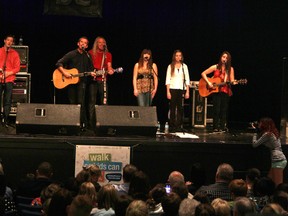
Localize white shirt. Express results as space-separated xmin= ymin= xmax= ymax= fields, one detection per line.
xmin=165 ymin=63 xmax=190 ymax=90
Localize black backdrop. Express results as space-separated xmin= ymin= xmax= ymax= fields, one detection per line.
xmin=1 ymin=0 xmax=288 ymax=127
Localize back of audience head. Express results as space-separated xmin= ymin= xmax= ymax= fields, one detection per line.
xmin=97 ymin=183 xmax=118 ymax=210
xmin=171 ymin=181 xmax=189 ymax=200
xmin=78 ymin=181 xmax=97 ymax=205
xmin=178 ymin=198 xmax=200 ymax=216
xmin=147 ymin=183 xmax=167 ymax=210
xmin=246 ymin=168 xmax=261 ymax=184
xmin=193 ymin=191 xmax=211 ymax=204
xmin=37 ymin=161 xmax=53 ymax=178
xmin=261 ymin=203 xmax=285 ymax=216
xmin=168 ymin=171 xmax=185 ymax=187
xmin=229 ymin=179 xmax=248 ymax=199
xmin=253 ymin=176 xmax=275 ymax=197
xmin=161 ymin=192 xmax=182 ymax=216
xmin=272 ymin=190 xmax=288 ymax=211
xmin=67 ymin=195 xmax=93 ymax=216
xmin=211 ymin=198 xmax=230 ymax=216
xmin=216 ymin=163 xmax=233 ymax=182
xmin=233 ymin=197 xmax=256 ymax=216
xmin=126 ymin=200 xmax=148 ymax=216
xmin=40 ymin=183 xmax=61 ymax=205
xmin=123 ymin=164 xmax=138 ymax=183
xmin=47 ymin=187 xmax=73 ymax=216
xmin=276 ymin=183 xmax=288 ymax=194
xmin=128 ymin=170 xmax=150 ymax=201
xmin=114 ymin=194 xmax=133 ymax=216
xmin=195 ymin=203 xmax=216 ymax=216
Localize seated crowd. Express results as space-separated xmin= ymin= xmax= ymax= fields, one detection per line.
xmin=1 ymin=161 xmax=288 ymax=216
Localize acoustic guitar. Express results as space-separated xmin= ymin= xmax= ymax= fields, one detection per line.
xmin=53 ymin=67 xmax=123 ymax=89
xmin=198 ymin=77 xmax=247 ymax=97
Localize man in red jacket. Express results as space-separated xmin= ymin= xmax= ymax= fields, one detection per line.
xmin=0 ymin=35 xmax=20 ymax=127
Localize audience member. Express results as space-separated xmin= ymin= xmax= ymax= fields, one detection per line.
xmin=272 ymin=190 xmax=288 ymax=211
xmin=114 ymin=164 xmax=138 ymax=196
xmin=128 ymin=170 xmax=151 ymax=201
xmin=171 ymin=181 xmax=190 ymax=200
xmin=232 ymin=197 xmax=256 ymax=216
xmin=67 ymin=195 xmax=93 ymax=216
xmin=245 ymin=168 xmax=261 ymax=197
xmin=178 ymin=198 xmax=200 ymax=216
xmin=91 ymin=183 xmax=118 ymax=216
xmin=211 ymin=198 xmax=230 ymax=216
xmin=31 ymin=182 xmax=61 ymax=206
xmin=114 ymin=194 xmax=133 ymax=216
xmin=47 ymin=187 xmax=73 ymax=216
xmin=161 ymin=192 xmax=181 ymax=216
xmin=168 ymin=171 xmax=185 ymax=186
xmin=147 ymin=183 xmax=167 ymax=215
xmin=193 ymin=191 xmax=211 ymax=204
xmin=126 ymin=200 xmax=149 ymax=216
xmin=78 ymin=181 xmax=97 ymax=207
xmin=195 ymin=203 xmax=216 ymax=216
xmin=187 ymin=163 xmax=207 ymax=195
xmin=196 ymin=163 xmax=234 ymax=202
xmin=228 ymin=179 xmax=248 ymax=209
xmin=16 ymin=161 xmax=54 ymax=198
xmin=261 ymin=203 xmax=286 ymax=216
xmin=253 ymin=177 xmax=275 ymax=211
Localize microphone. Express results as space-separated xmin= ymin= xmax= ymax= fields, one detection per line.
xmin=144 ymin=56 xmax=149 ymax=60
xmin=81 ymin=46 xmax=85 ymax=51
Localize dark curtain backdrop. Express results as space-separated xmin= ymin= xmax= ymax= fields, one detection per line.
xmin=0 ymin=0 xmax=287 ymax=126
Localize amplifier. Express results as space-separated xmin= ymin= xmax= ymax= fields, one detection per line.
xmin=10 ymin=73 xmax=31 ymax=116
xmin=12 ymin=45 xmax=29 ymax=72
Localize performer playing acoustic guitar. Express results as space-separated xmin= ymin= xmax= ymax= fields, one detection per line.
xmin=201 ymin=51 xmax=236 ymax=132
xmin=56 ymin=36 xmax=95 ymax=129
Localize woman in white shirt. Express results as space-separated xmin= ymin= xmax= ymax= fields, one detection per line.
xmin=165 ymin=50 xmax=190 ymax=132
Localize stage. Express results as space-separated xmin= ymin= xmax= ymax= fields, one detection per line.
xmin=0 ymin=123 xmax=288 ymax=190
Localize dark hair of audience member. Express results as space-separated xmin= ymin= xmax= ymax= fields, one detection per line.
xmin=123 ymin=164 xmax=138 ymax=183
xmin=171 ymin=181 xmax=189 ymax=200
xmin=253 ymin=177 xmax=275 ymax=197
xmin=146 ymin=183 xmax=167 ymax=211
xmin=67 ymin=195 xmax=93 ymax=216
xmin=193 ymin=191 xmax=211 ymax=204
xmin=128 ymin=170 xmax=151 ymax=201
xmin=47 ymin=188 xmax=73 ymax=216
xmin=272 ymin=190 xmax=288 ymax=211
xmin=114 ymin=194 xmax=133 ymax=216
xmin=161 ymin=192 xmax=181 ymax=216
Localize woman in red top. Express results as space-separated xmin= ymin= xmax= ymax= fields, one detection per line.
xmin=201 ymin=51 xmax=235 ymax=132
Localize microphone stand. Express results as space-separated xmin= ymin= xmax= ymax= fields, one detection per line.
xmin=147 ymin=62 xmax=159 ymax=106
xmin=181 ymin=63 xmax=187 ymax=134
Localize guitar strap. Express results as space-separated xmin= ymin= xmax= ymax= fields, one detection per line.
xmin=100 ymin=50 xmax=107 ymax=105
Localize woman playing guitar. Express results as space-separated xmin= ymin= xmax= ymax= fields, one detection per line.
xmin=201 ymin=51 xmax=236 ymax=132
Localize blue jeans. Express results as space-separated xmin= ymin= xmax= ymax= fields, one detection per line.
xmin=0 ymin=82 xmax=13 ymax=123
xmin=137 ymin=92 xmax=152 ymax=106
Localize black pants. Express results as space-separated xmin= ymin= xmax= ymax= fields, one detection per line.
xmin=67 ymin=80 xmax=87 ymax=127
xmin=88 ymin=80 xmax=107 ymax=129
xmin=0 ymin=82 xmax=13 ymax=124
xmin=169 ymin=89 xmax=184 ymax=129
xmin=212 ymin=92 xmax=230 ymax=130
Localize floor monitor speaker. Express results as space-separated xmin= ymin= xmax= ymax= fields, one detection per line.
xmin=16 ymin=103 xmax=81 ymax=135
xmin=95 ymin=105 xmax=157 ymax=136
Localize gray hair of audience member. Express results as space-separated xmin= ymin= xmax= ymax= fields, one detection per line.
xmin=178 ymin=198 xmax=200 ymax=216
xmin=168 ymin=171 xmax=185 ymax=186
xmin=233 ymin=197 xmax=256 ymax=216
xmin=68 ymin=195 xmax=93 ymax=216
xmin=211 ymin=198 xmax=231 ymax=216
xmin=126 ymin=200 xmax=148 ymax=216
xmin=216 ymin=163 xmax=234 ymax=182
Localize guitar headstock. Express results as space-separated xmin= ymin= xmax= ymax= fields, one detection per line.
xmin=236 ymin=79 xmax=248 ymax=85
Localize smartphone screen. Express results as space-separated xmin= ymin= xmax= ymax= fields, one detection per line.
xmin=165 ymin=183 xmax=171 ymax=194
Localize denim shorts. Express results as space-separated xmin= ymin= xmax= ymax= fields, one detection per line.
xmin=272 ymin=160 xmax=287 ymax=169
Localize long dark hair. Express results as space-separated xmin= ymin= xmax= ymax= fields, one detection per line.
xmin=138 ymin=49 xmax=153 ymax=68
xmin=217 ymin=51 xmax=232 ymax=74
xmin=170 ymin=49 xmax=183 ymax=75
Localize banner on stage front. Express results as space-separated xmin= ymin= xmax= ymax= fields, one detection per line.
xmin=75 ymin=145 xmax=130 ymax=185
